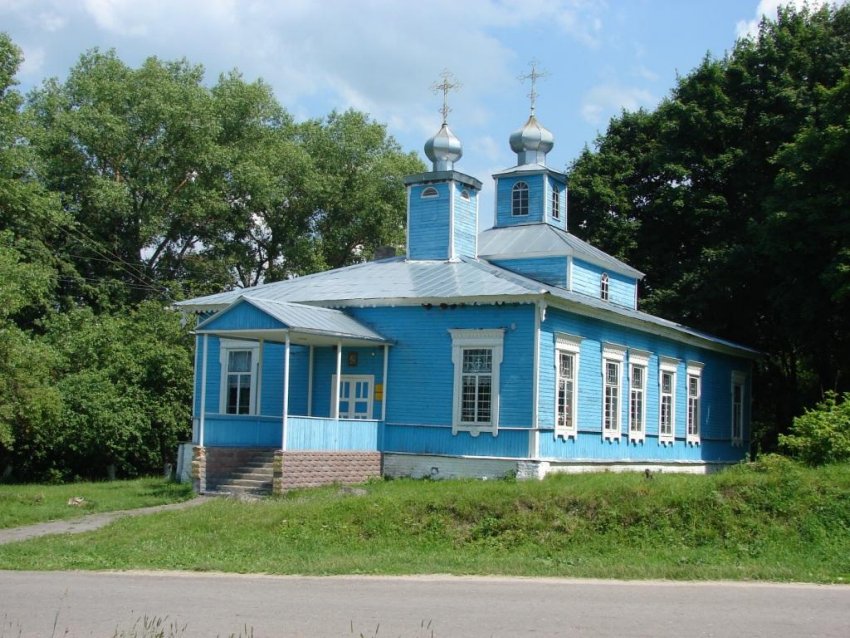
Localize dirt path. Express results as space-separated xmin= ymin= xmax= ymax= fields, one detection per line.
xmin=0 ymin=496 xmax=211 ymax=545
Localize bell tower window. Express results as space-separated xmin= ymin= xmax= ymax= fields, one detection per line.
xmin=512 ymin=182 xmax=529 ymax=216
xmin=551 ymin=187 xmax=560 ymax=220
xmin=421 ymin=187 xmax=439 ymax=198
xmin=600 ymin=273 xmax=610 ymax=301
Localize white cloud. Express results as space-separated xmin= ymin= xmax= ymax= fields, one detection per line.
xmin=18 ymin=45 xmax=46 ymax=76
xmin=735 ymin=0 xmax=846 ymax=39
xmin=580 ymin=84 xmax=654 ymax=125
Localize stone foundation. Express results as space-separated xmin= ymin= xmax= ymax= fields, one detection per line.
xmin=190 ymin=445 xmax=206 ymax=493
xmin=273 ymin=451 xmax=383 ymax=493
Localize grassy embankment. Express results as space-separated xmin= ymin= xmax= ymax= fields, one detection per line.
xmin=0 ymin=457 xmax=848 ymax=582
xmin=0 ymin=478 xmax=193 ymax=529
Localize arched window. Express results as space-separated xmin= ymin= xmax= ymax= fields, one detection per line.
xmin=600 ymin=273 xmax=610 ymax=301
xmin=460 ymin=189 xmax=471 ymax=201
xmin=512 ymin=182 xmax=529 ymax=216
xmin=421 ymin=187 xmax=439 ymax=198
xmin=551 ymin=186 xmax=560 ymax=220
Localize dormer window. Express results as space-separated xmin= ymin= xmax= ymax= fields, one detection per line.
xmin=551 ymin=187 xmax=560 ymax=220
xmin=421 ymin=187 xmax=439 ymax=198
xmin=512 ymin=182 xmax=529 ymax=216
xmin=600 ymin=273 xmax=609 ymax=301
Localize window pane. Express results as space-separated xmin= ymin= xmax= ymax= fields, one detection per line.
xmin=228 ymin=350 xmax=252 ymax=373
xmin=662 ymin=372 xmax=672 ymax=394
xmin=463 ymin=349 xmax=492 ymax=373
xmin=632 ymin=366 xmax=643 ymax=389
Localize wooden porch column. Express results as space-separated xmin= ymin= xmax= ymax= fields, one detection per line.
xmin=307 ymin=345 xmax=314 ymax=417
xmin=282 ymin=334 xmax=290 ymax=452
xmin=381 ymin=344 xmax=389 ymax=422
xmin=199 ymin=334 xmax=208 ymax=447
xmin=334 ymin=340 xmax=342 ymax=421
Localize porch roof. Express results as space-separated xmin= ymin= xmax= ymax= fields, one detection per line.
xmin=195 ymin=296 xmax=391 ymax=346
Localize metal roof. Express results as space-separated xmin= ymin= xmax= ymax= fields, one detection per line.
xmin=178 ymin=256 xmax=756 ymax=358
xmin=478 ymin=224 xmax=644 ymax=279
xmin=176 ymin=257 xmax=545 ymax=312
xmin=196 ymin=297 xmax=390 ymax=345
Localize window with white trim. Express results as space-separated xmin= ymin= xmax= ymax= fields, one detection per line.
xmin=450 ymin=329 xmax=504 ymax=436
xmin=460 ymin=189 xmax=471 ymax=201
xmin=600 ymin=273 xmax=609 ymax=301
xmin=602 ymin=344 xmax=625 ymax=440
xmin=219 ymin=339 xmax=260 ymax=415
xmin=628 ymin=350 xmax=650 ymax=442
xmin=555 ymin=333 xmax=582 ymax=439
xmin=551 ymin=186 xmax=560 ymax=220
xmin=512 ymin=182 xmax=529 ymax=216
xmin=421 ymin=186 xmax=439 ymax=198
xmin=659 ymin=357 xmax=678 ymax=444
xmin=732 ymin=371 xmax=746 ymax=445
xmin=686 ymin=362 xmax=703 ymax=444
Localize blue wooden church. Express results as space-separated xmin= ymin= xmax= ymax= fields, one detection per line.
xmin=176 ymin=102 xmax=757 ymax=495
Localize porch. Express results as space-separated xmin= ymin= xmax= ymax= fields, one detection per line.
xmin=184 ymin=296 xmax=392 ymax=495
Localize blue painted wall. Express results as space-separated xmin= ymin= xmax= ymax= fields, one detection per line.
xmin=201 ymin=301 xmax=285 ymax=331
xmin=547 ymin=176 xmax=568 ymax=231
xmin=347 ymin=303 xmax=536 ymax=459
xmin=452 ymin=182 xmax=478 ymax=259
xmin=495 ymin=174 xmax=545 ymax=226
xmin=537 ymin=306 xmax=750 ymax=463
xmin=310 ymin=345 xmax=386 ymax=419
xmin=490 ymin=257 xmax=568 ymax=287
xmin=408 ymin=182 xmax=451 ymax=260
xmin=572 ymin=258 xmax=637 ymax=309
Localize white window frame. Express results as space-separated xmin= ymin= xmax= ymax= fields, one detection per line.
xmin=218 ymin=338 xmax=260 ymax=415
xmin=600 ymin=273 xmax=610 ymax=301
xmin=421 ymin=186 xmax=439 ymax=198
xmin=628 ymin=349 xmax=650 ymax=443
xmin=450 ymin=329 xmax=504 ymax=437
xmin=658 ymin=356 xmax=679 ymax=445
xmin=331 ymin=374 xmax=374 ymax=420
xmin=602 ymin=343 xmax=626 ymax=441
xmin=731 ymin=371 xmax=746 ymax=446
xmin=554 ymin=333 xmax=582 ymax=440
xmin=686 ymin=361 xmax=704 ymax=445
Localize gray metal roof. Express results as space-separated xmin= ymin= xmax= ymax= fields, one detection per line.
xmin=176 ymin=257 xmax=546 ymax=312
xmin=478 ymin=224 xmax=644 ymax=279
xmin=178 ymin=256 xmax=756 ymax=358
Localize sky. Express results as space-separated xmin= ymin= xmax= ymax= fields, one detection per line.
xmin=0 ymin=0 xmax=841 ymax=226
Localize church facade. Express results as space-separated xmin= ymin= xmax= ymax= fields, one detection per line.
xmin=176 ymin=106 xmax=757 ymax=494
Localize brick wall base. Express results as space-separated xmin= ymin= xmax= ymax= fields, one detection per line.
xmin=273 ymin=451 xmax=383 ymax=494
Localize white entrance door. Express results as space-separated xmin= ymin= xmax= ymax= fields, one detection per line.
xmin=332 ymin=375 xmax=374 ymax=419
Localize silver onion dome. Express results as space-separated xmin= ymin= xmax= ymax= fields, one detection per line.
xmin=509 ymin=114 xmax=554 ymax=165
xmin=425 ymin=123 xmax=463 ymax=171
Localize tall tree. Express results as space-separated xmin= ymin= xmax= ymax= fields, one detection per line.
xmin=568 ymin=4 xmax=850 ymax=446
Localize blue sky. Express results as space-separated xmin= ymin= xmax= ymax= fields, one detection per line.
xmin=0 ymin=0 xmax=838 ymax=226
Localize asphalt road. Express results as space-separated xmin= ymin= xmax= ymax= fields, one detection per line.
xmin=1 ymin=570 xmax=848 ymax=637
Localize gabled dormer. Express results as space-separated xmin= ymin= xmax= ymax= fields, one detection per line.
xmin=405 ymin=120 xmax=482 ymax=261
xmin=492 ymin=114 xmax=567 ymax=231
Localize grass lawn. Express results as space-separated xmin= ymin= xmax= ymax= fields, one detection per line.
xmin=0 ymin=458 xmax=848 ymax=582
xmin=0 ymin=478 xmax=194 ymax=529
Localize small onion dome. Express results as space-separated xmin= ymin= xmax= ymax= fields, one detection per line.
xmin=509 ymin=114 xmax=554 ymax=165
xmin=425 ymin=123 xmax=463 ymax=171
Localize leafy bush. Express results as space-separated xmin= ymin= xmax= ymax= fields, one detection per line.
xmin=779 ymin=391 xmax=850 ymax=465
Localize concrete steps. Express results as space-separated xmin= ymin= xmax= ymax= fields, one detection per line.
xmin=206 ymin=450 xmax=275 ymax=497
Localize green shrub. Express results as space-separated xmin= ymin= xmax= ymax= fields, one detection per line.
xmin=779 ymin=391 xmax=850 ymax=465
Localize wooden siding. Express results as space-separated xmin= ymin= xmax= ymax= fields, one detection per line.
xmin=383 ymin=424 xmax=529 ymax=457
xmin=571 ymin=258 xmax=637 ymax=308
xmin=201 ymin=300 xmax=285 ymax=331
xmin=204 ymin=414 xmax=281 ymax=447
xmin=310 ymin=345 xmax=386 ymax=419
xmin=490 ymin=257 xmax=568 ymax=287
xmin=495 ymin=174 xmax=545 ymax=226
xmin=408 ymin=182 xmax=451 ymax=260
xmin=537 ymin=306 xmax=750 ymax=463
xmin=286 ymin=416 xmax=381 ymax=451
xmin=452 ymin=182 xmax=478 ymax=259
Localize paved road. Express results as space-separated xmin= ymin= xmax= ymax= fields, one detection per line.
xmin=1 ymin=571 xmax=848 ymax=637
xmin=0 ymin=497 xmax=211 ymax=545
